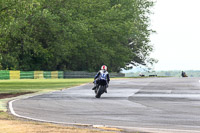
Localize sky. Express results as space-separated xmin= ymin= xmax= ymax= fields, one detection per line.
xmin=150 ymin=0 xmax=200 ymax=71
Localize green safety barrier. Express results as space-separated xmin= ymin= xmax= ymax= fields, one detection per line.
xmin=44 ymin=71 xmax=51 ymax=79
xmin=0 ymin=71 xmax=10 ymax=80
xmin=58 ymin=71 xmax=64 ymax=79
xmin=20 ymin=71 xmax=34 ymax=79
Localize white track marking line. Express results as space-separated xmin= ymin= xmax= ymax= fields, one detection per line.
xmin=133 ymin=94 xmax=200 ymax=98
xmin=10 ymin=99 xmax=200 ymax=133
xmin=8 ymin=83 xmax=93 ymax=126
xmin=8 ymin=81 xmax=200 ymax=133
xmin=9 ymin=99 xmax=92 ymax=126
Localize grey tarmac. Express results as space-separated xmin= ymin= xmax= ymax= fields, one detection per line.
xmin=10 ymin=77 xmax=200 ymax=133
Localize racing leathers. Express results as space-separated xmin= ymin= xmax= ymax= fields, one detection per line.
xmin=92 ymin=70 xmax=110 ymax=93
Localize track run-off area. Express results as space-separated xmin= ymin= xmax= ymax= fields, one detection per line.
xmin=10 ymin=77 xmax=200 ymax=133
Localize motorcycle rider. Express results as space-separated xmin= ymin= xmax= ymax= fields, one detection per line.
xmin=92 ymin=65 xmax=110 ymax=93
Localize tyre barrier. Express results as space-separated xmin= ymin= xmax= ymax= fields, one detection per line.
xmin=0 ymin=70 xmax=124 ymax=80
xmin=0 ymin=71 xmax=64 ymax=80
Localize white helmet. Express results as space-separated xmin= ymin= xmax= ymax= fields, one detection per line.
xmin=101 ymin=65 xmax=107 ymax=71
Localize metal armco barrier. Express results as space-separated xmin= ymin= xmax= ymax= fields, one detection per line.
xmin=64 ymin=71 xmax=96 ymax=78
xmin=64 ymin=71 xmax=125 ymax=78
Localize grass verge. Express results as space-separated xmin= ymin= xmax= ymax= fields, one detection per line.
xmin=0 ymin=78 xmax=93 ymax=95
xmin=0 ymin=111 xmax=119 ymax=133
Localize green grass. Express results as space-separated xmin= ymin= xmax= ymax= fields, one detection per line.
xmin=0 ymin=78 xmax=93 ymax=94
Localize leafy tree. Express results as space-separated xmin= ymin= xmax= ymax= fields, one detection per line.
xmin=0 ymin=0 xmax=156 ymax=72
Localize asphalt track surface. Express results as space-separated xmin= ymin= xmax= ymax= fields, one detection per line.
xmin=10 ymin=77 xmax=200 ymax=133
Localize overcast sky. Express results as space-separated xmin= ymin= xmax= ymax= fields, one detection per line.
xmin=150 ymin=0 xmax=200 ymax=71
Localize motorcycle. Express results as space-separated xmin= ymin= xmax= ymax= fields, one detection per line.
xmin=94 ymin=79 xmax=107 ymax=98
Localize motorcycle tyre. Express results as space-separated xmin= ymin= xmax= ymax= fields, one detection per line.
xmin=95 ymin=86 xmax=104 ymax=98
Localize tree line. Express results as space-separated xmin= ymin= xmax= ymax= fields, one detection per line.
xmin=0 ymin=0 xmax=156 ymax=72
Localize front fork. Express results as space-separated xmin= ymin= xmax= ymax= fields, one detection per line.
xmin=93 ymin=80 xmax=108 ymax=94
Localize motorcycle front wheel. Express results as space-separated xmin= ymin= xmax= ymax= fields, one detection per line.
xmin=95 ymin=86 xmax=105 ymax=98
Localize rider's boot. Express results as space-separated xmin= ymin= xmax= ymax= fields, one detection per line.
xmin=104 ymin=84 xmax=108 ymax=93
xmin=104 ymin=88 xmax=107 ymax=93
xmin=92 ymin=86 xmax=96 ymax=90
